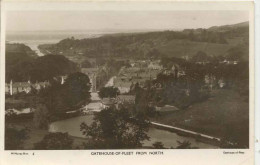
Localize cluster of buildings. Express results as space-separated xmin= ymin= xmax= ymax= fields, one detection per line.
xmin=82 ymin=94 xmax=136 ymax=114
xmin=5 ymin=76 xmax=67 ymax=96
xmin=109 ymin=60 xmax=188 ymax=94
xmin=100 ymin=95 xmax=136 ymax=109
xmin=113 ymin=62 xmax=162 ymax=94
xmin=5 ymin=80 xmax=50 ymax=96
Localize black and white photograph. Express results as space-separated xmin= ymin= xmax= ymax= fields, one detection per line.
xmin=2 ymin=1 xmax=253 ymax=152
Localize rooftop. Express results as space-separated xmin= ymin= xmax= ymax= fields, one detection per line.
xmin=101 ymin=98 xmax=117 ymax=105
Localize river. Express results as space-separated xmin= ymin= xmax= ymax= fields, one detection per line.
xmin=6 ymin=31 xmax=120 ymax=56
xmin=49 ymin=115 xmax=218 ymax=149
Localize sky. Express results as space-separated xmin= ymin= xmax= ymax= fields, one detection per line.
xmin=6 ymin=11 xmax=249 ymax=32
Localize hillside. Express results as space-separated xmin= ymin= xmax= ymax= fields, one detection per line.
xmin=208 ymin=21 xmax=249 ymax=32
xmin=6 ymin=43 xmax=79 ymax=82
xmin=6 ymin=43 xmax=37 ymax=58
xmin=38 ymin=21 xmax=249 ymax=62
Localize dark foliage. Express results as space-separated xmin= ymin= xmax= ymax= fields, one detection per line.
xmin=39 ymin=72 xmax=91 ymax=118
xmin=34 ymin=132 xmax=73 ymax=150
xmin=152 ymin=141 xmax=165 ymax=149
xmin=6 ymin=54 xmax=79 ymax=82
xmin=176 ymin=140 xmax=198 ymax=149
xmin=5 ymin=127 xmax=29 ymax=150
xmin=80 ymin=107 xmax=150 ymax=149
xmin=33 ymin=104 xmax=50 ymax=129
xmin=98 ymin=86 xmax=119 ymax=99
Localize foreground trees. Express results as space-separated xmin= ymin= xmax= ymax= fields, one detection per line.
xmin=62 ymin=72 xmax=91 ymax=108
xmin=80 ymin=107 xmax=150 ymax=149
xmin=5 ymin=127 xmax=29 ymax=150
xmin=33 ymin=104 xmax=50 ymax=129
xmin=34 ymin=132 xmax=73 ymax=150
xmin=40 ymin=72 xmax=91 ymax=113
xmin=33 ymin=72 xmax=91 ymax=126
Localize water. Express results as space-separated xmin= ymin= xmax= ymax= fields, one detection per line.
xmin=8 ymin=39 xmax=58 ymax=56
xmin=6 ymin=31 xmax=112 ymax=56
xmin=49 ymin=115 xmax=217 ymax=149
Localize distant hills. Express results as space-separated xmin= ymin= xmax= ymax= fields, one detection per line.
xmin=37 ymin=21 xmax=249 ymax=63
xmin=207 ymin=21 xmax=249 ymax=32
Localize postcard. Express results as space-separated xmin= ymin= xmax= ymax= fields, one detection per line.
xmin=0 ymin=1 xmax=256 ymax=165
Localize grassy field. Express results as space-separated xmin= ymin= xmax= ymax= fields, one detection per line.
xmin=156 ymin=39 xmax=235 ymax=58
xmin=151 ymin=89 xmax=249 ymax=146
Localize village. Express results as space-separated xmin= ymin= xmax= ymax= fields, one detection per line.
xmin=5 ymin=57 xmax=234 ymax=116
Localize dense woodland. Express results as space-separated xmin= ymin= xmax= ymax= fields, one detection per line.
xmin=6 ymin=44 xmax=79 ymax=82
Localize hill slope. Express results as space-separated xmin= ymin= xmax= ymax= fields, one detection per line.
xmin=38 ymin=21 xmax=249 ymax=61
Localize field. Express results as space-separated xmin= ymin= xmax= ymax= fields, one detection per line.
xmin=151 ymin=89 xmax=249 ymax=146
xmin=156 ymin=39 xmax=235 ymax=58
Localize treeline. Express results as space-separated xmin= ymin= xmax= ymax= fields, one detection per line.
xmin=38 ymin=22 xmax=248 ymax=59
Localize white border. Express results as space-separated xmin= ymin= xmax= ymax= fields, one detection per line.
xmin=0 ymin=1 xmax=256 ymax=165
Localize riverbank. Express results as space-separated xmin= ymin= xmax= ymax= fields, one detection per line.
xmin=150 ymin=122 xmax=220 ymax=147
xmin=150 ymin=89 xmax=249 ymax=148
xmin=49 ymin=115 xmax=218 ymax=149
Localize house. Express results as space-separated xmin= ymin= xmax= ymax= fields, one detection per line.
xmin=155 ymin=105 xmax=179 ymax=112
xmin=116 ymin=95 xmax=136 ymax=105
xmin=5 ymin=80 xmax=50 ymax=95
xmin=195 ymin=61 xmax=210 ymax=65
xmin=220 ymin=59 xmax=239 ymax=65
xmin=148 ymin=61 xmax=163 ymax=70
xmin=218 ymin=79 xmax=226 ymax=88
xmin=163 ymin=64 xmax=185 ymax=78
xmin=84 ymin=102 xmax=102 ymax=112
xmin=114 ymin=78 xmax=133 ymax=94
xmin=5 ymin=80 xmax=32 ymax=95
xmin=32 ymin=81 xmax=50 ymax=91
xmin=101 ymin=98 xmax=117 ymax=109
xmin=5 ymin=108 xmax=35 ymax=115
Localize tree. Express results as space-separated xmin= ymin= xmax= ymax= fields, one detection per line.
xmin=5 ymin=127 xmax=29 ymax=150
xmin=33 ymin=104 xmax=49 ymax=129
xmin=176 ymin=140 xmax=198 ymax=149
xmin=34 ymin=132 xmax=73 ymax=150
xmin=80 ymin=107 xmax=150 ymax=149
xmin=62 ymin=72 xmax=91 ymax=108
xmin=152 ymin=141 xmax=165 ymax=149
xmin=6 ymin=54 xmax=79 ymax=83
xmin=98 ymin=86 xmax=119 ymax=99
xmin=39 ymin=72 xmax=91 ymax=115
